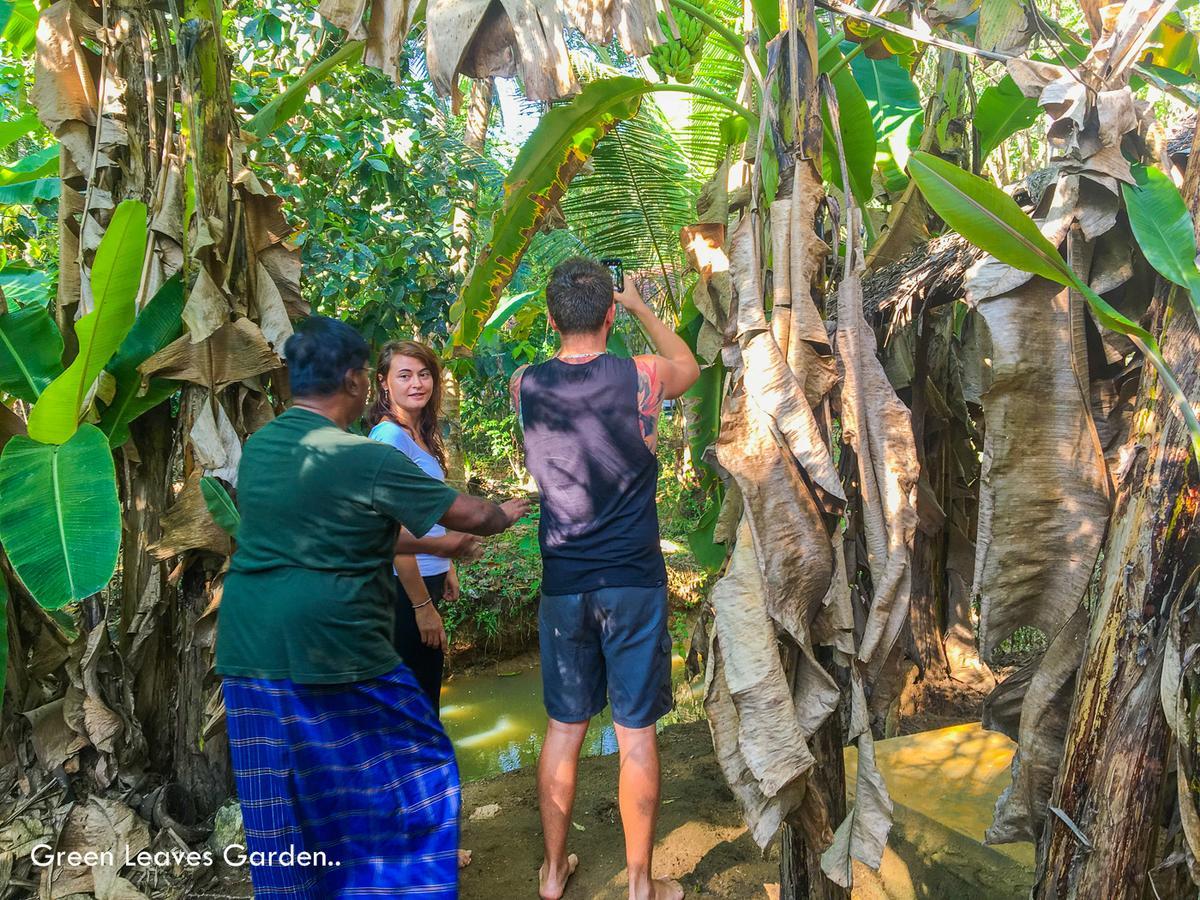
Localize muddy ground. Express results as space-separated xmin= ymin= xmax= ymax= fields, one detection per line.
xmin=459 ymin=719 xmax=777 ymax=899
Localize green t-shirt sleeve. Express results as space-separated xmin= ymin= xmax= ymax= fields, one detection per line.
xmin=371 ymin=449 xmax=458 ymax=537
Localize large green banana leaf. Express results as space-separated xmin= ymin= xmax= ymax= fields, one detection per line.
xmin=0 ymin=264 xmax=49 ymax=307
xmin=0 ymin=424 xmax=121 ymax=609
xmin=975 ymin=75 xmax=1040 ymax=160
xmin=0 ymin=306 xmax=64 ymax=401
xmin=451 ymin=77 xmax=651 ymax=348
xmin=201 ymin=476 xmax=240 ymax=538
xmin=99 ymin=275 xmax=186 ymax=447
xmin=0 ymin=145 xmax=58 ymax=186
xmin=0 ymin=177 xmax=60 ymax=205
xmin=908 ymin=150 xmax=1200 ymax=464
xmin=817 ymin=26 xmax=876 ymax=205
xmin=1123 ymin=165 xmax=1200 ymax=326
xmin=0 ymin=0 xmax=37 ymax=56
xmin=0 ymin=575 xmax=8 ymax=700
xmin=0 ymin=112 xmax=40 ymax=155
xmin=849 ymin=51 xmax=921 ymax=177
xmin=27 ymin=200 xmax=147 ymax=444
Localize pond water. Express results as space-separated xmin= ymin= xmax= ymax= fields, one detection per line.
xmin=440 ymin=649 xmax=705 ymax=782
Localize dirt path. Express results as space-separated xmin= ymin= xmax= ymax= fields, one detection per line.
xmin=459 ymin=720 xmax=778 ymax=899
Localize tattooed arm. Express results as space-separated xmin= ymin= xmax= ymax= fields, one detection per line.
xmin=509 ymin=364 xmax=529 ymax=430
xmin=615 ymin=281 xmax=700 ymax=400
xmin=634 ymin=357 xmax=666 ymax=453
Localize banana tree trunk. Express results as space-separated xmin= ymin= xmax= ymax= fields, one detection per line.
xmin=781 ymin=695 xmax=849 ymax=900
xmin=1033 ymin=127 xmax=1200 ymax=898
xmin=171 ymin=0 xmax=240 ymax=813
xmin=777 ymin=2 xmax=849 ymax=896
xmin=443 ymin=76 xmax=494 ymax=490
xmin=119 ymin=405 xmax=177 ymax=772
xmin=905 ymin=300 xmax=952 ymax=686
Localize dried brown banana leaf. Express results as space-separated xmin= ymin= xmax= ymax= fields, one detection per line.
xmin=835 ymin=245 xmax=919 ymax=676
xmin=970 ymin=275 xmax=1110 ymax=661
xmin=709 ymin=518 xmax=815 ymax=799
xmin=425 ymin=0 xmax=578 ymax=102
xmin=140 ymin=317 xmax=281 ymax=391
xmin=983 ymin=606 xmax=1089 ymax=843
xmin=728 ymin=214 xmax=843 ymax=504
xmin=561 ymin=0 xmax=666 ymax=57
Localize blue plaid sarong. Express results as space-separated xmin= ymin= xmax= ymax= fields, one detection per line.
xmin=222 ymin=661 xmax=460 ymax=897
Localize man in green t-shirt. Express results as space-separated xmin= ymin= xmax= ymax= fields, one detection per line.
xmin=215 ymin=316 xmax=526 ymax=898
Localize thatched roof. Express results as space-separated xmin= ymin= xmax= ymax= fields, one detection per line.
xmin=862 ymin=234 xmax=981 ymax=317
xmin=1167 ymin=114 xmax=1197 ymax=161
xmin=863 ymin=116 xmax=1196 ymax=318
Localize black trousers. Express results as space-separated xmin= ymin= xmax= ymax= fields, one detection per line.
xmin=394 ymin=571 xmax=447 ymax=715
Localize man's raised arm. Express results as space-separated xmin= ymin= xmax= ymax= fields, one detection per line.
xmin=615 ymin=281 xmax=700 ymax=399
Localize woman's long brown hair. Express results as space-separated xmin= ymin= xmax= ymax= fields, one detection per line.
xmin=367 ymin=340 xmax=447 ymax=472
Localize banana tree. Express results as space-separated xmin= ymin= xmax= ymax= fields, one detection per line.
xmin=906 ymin=3 xmax=1200 ymax=890
xmin=0 ymin=0 xmax=363 ymax=841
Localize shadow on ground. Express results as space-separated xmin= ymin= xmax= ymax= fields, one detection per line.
xmin=459 ymin=720 xmax=1034 ymax=899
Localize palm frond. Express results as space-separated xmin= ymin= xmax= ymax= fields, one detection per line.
xmin=561 ymin=95 xmax=700 ymax=288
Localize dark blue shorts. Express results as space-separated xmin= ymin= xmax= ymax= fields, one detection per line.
xmin=538 ymin=584 xmax=673 ymax=729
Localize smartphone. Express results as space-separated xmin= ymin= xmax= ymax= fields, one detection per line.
xmin=600 ymin=257 xmax=624 ymax=293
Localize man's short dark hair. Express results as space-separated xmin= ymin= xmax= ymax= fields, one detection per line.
xmin=283 ymin=315 xmax=369 ymax=397
xmin=546 ymin=257 xmax=614 ymax=335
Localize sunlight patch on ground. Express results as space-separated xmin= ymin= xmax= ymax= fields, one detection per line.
xmin=848 ymin=722 xmax=1034 ymax=866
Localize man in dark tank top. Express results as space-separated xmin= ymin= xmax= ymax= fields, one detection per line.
xmin=510 ymin=258 xmax=700 ymax=900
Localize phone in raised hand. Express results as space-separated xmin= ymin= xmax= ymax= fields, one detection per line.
xmin=600 ymin=257 xmax=624 ymax=293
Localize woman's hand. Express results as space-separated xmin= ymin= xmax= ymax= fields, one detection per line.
xmin=441 ymin=531 xmax=484 ymax=562
xmin=414 ymin=603 xmax=447 ymax=652
xmin=444 ymin=566 xmax=460 ymax=602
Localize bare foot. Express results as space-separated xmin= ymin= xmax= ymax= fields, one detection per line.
xmin=458 ymin=848 xmax=472 ymax=869
xmin=539 ymin=852 xmax=579 ymax=899
xmin=631 ymin=877 xmax=684 ymax=900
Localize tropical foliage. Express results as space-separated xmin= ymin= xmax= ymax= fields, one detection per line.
xmin=1 ymin=0 xmax=1199 ymax=897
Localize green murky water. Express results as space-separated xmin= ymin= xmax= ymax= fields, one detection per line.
xmin=440 ymin=650 xmax=705 ymax=782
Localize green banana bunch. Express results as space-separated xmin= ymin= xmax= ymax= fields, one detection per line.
xmin=647 ymin=9 xmax=708 ymax=84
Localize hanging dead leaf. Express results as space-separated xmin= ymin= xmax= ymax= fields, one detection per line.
xmin=561 ymin=0 xmax=665 ymax=57
xmin=182 ymin=268 xmax=229 ymax=344
xmin=983 ymin=607 xmax=1089 ymax=843
xmin=140 ymin=317 xmax=281 ymax=391
xmin=728 ymin=214 xmax=843 ymax=503
xmin=151 ymin=471 xmax=233 ymax=559
xmin=820 ymin=667 xmax=893 ymax=886
xmin=22 ymin=699 xmax=89 ymax=770
xmin=835 ymin=252 xmax=919 ymax=676
xmin=318 ymin=0 xmax=371 ymax=38
xmin=259 ymin=244 xmax=306 ymax=319
xmin=970 ymin=275 xmax=1110 ymax=661
xmin=253 ymin=260 xmax=294 ymax=350
xmin=240 ymin=183 xmax=293 ymax=253
xmin=425 ymin=0 xmax=578 ymax=103
xmin=705 ymin=631 xmax=810 ymax=847
xmin=31 ymin=0 xmax=99 ymax=172
xmin=190 ymin=395 xmax=243 ymax=485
